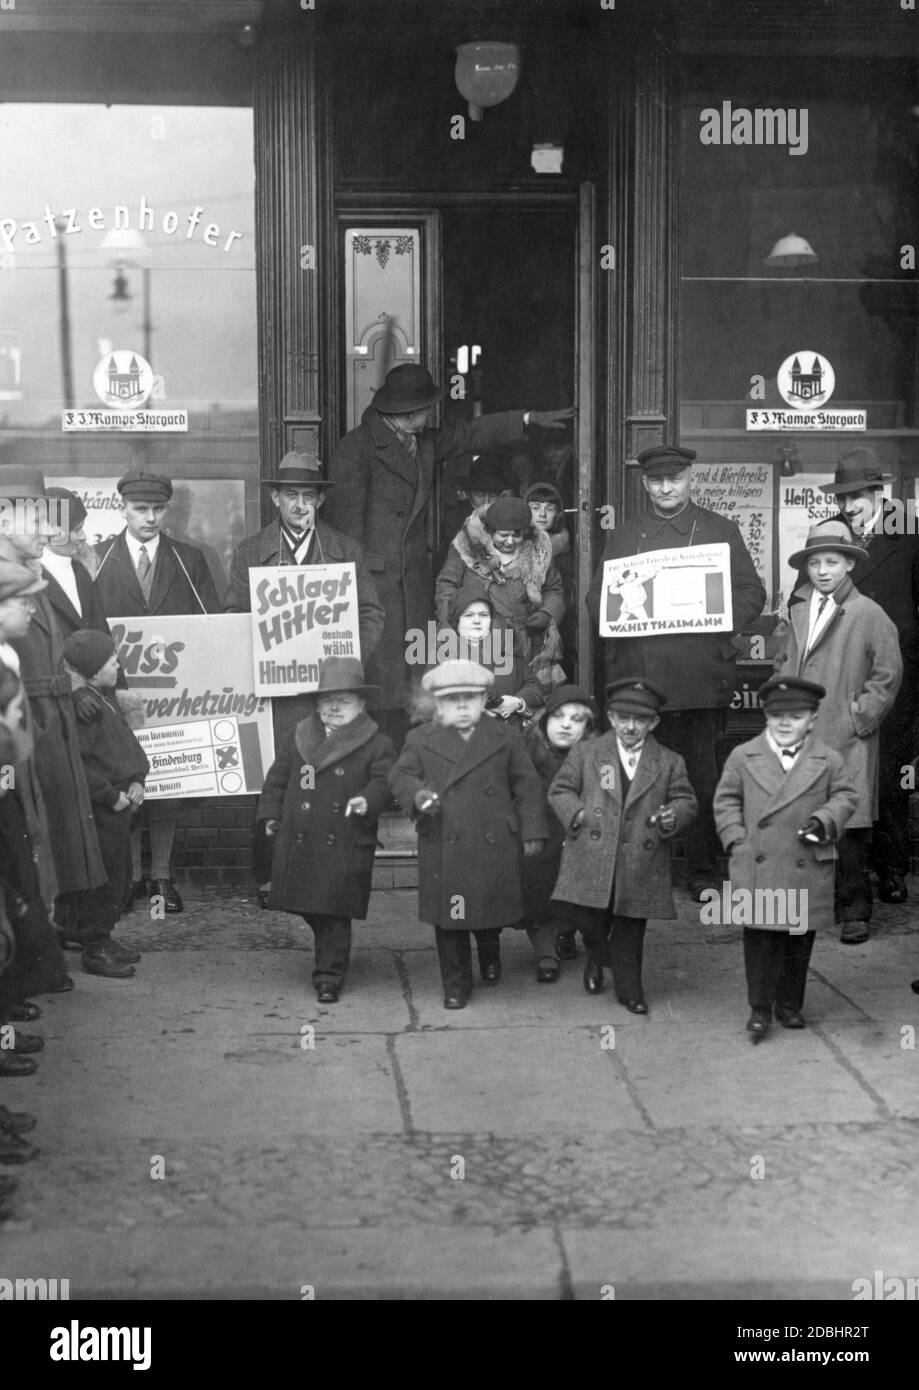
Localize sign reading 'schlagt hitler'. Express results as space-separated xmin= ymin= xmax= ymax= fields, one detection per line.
xmin=248 ymin=564 xmax=360 ymax=696
xmin=110 ymin=614 xmax=274 ymax=798
xmin=598 ymin=544 xmax=733 ymax=637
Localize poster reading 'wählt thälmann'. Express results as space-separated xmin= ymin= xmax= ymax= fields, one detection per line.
xmin=598 ymin=543 xmax=733 ymax=638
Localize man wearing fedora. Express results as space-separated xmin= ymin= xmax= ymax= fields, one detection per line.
xmin=323 ymin=361 xmax=573 ymax=742
xmin=94 ymin=470 xmax=223 ymax=915
xmin=586 ymin=445 xmax=766 ymax=901
xmin=777 ymin=516 xmax=902 ymax=942
xmin=818 ymin=447 xmax=919 ymax=906
xmin=0 ymin=466 xmax=106 ymax=922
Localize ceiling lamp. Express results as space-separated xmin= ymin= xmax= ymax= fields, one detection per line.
xmin=764 ymin=234 xmax=818 ymax=269
xmin=455 ymin=42 xmax=520 ymax=122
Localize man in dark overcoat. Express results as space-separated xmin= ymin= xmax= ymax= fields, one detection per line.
xmin=93 ymin=470 xmax=223 ymax=914
xmin=585 ymin=445 xmax=766 ymax=900
xmin=0 ymin=468 xmax=106 ymax=915
xmin=322 ymin=362 xmax=572 ymax=742
xmin=819 ymin=447 xmax=919 ymax=905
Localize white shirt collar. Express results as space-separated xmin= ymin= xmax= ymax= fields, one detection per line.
xmin=124 ymin=530 xmax=161 ymax=564
xmin=765 ymin=728 xmax=804 ymax=768
xmin=617 ymin=737 xmax=644 ymax=775
xmin=41 ymin=550 xmax=82 ymax=615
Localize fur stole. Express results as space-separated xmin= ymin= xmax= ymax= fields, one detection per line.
xmin=293 ymin=710 xmax=381 ymax=773
xmin=450 ymin=511 xmax=553 ymax=607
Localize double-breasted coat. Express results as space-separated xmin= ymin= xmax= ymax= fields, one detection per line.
xmin=323 ymin=404 xmax=528 ymax=707
xmin=549 ymin=731 xmax=698 ymax=917
xmin=257 ymin=710 xmax=395 ymax=920
xmin=94 ymin=530 xmax=223 ymax=618
xmin=389 ymin=718 xmax=549 ymax=930
xmin=774 ymin=576 xmax=902 ymax=827
xmin=713 ymin=732 xmax=859 ymax=933
xmin=585 ymin=502 xmax=766 ymax=709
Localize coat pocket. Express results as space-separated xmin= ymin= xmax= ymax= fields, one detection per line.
xmin=367 ymin=553 xmax=386 ymax=573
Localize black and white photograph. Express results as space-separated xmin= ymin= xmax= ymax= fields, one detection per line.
xmin=0 ymin=0 xmax=917 ymax=1341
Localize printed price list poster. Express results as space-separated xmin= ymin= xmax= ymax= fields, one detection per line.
xmin=691 ymin=463 xmax=774 ymax=598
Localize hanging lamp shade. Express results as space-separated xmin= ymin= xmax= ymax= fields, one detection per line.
xmin=455 ymin=42 xmax=520 ymax=122
xmin=764 ymin=234 xmax=818 ymax=268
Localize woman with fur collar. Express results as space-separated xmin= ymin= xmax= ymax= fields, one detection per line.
xmin=434 ymin=497 xmax=566 ymax=688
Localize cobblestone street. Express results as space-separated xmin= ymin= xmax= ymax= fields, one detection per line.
xmin=3 ymin=886 xmax=918 ymax=1299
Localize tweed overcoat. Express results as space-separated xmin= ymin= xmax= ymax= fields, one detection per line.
xmin=713 ymin=732 xmax=858 ymax=932
xmin=257 ymin=711 xmax=395 ymax=919
xmin=585 ymin=502 xmax=766 ymax=710
xmin=549 ymin=731 xmax=697 ymax=916
xmin=323 ymin=404 xmax=527 ymax=707
xmin=774 ymin=576 xmax=902 ymax=827
xmin=94 ymin=530 xmax=223 ymax=617
xmin=389 ymin=717 xmax=548 ymax=930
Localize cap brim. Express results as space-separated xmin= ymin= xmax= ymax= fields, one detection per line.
xmin=788 ymin=542 xmax=866 ymax=566
xmin=313 ymin=684 xmax=379 ymax=698
xmin=819 ymin=477 xmax=890 ymax=496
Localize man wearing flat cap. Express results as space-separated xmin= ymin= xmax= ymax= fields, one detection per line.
xmin=93 ymin=470 xmax=223 ymax=915
xmin=817 ymin=447 xmax=919 ymax=905
xmin=586 ymin=445 xmax=766 ymax=901
xmin=323 ymin=361 xmax=574 ymax=740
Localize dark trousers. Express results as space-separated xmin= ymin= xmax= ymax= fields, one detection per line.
xmin=835 ymin=828 xmax=873 ymax=922
xmin=656 ymin=707 xmax=725 ymax=881
xmin=303 ymin=913 xmax=352 ymax=987
xmin=433 ymin=926 xmax=502 ymax=997
xmin=525 ymin=920 xmax=560 ymax=961
xmin=576 ymin=906 xmax=648 ymax=1002
xmin=872 ymin=689 xmax=919 ymax=877
xmin=252 ymin=814 xmax=274 ymax=885
xmin=743 ymin=927 xmax=816 ymax=1012
xmin=66 ymin=803 xmax=132 ymax=945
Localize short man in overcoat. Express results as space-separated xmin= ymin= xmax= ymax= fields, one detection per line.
xmin=585 ymin=444 xmax=766 ymax=900
xmin=549 ymin=679 xmax=698 ymax=1011
xmin=94 ymin=470 xmax=223 ymax=913
xmin=819 ymin=447 xmax=919 ymax=904
xmin=323 ymin=362 xmax=573 ymax=738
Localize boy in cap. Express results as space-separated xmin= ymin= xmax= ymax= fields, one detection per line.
xmin=256 ymin=658 xmax=395 ymax=1003
xmin=549 ymin=679 xmax=697 ymax=1012
xmin=61 ymin=629 xmax=149 ymax=979
xmin=389 ymin=659 xmax=548 ymax=1009
xmin=777 ymin=517 xmax=902 ymax=943
xmin=714 ymin=677 xmax=858 ymax=1038
xmin=94 ymin=470 xmax=222 ymax=915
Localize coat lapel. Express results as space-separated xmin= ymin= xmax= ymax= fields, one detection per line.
xmin=42 ymin=566 xmax=82 ymax=630
xmin=623 ymin=736 xmax=662 ymax=809
xmin=368 ymin=411 xmax=420 ymax=490
xmin=294 ymin=711 xmax=379 ymax=773
xmin=98 ymin=532 xmax=146 ymax=610
xmin=422 ymin=719 xmax=505 ymax=788
xmin=742 ymin=733 xmax=826 ymax=814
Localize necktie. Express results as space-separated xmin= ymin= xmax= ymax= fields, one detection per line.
xmin=816 ymin=594 xmax=828 ymax=617
xmin=136 ymin=545 xmax=152 ymax=600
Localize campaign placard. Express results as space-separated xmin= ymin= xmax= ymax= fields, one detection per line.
xmin=248 ymin=563 xmax=360 ymax=696
xmin=109 ymin=613 xmax=274 ymax=799
xmin=598 ymin=543 xmax=733 ymax=637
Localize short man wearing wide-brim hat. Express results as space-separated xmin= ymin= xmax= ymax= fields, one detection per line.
xmin=256 ymin=657 xmax=395 ymax=1004
xmin=585 ymin=445 xmax=766 ymax=902
xmin=94 ymin=469 xmax=224 ymax=915
xmin=323 ymin=361 xmax=574 ymax=738
xmin=817 ymin=447 xmax=919 ymax=905
xmin=777 ymin=517 xmax=902 ymax=943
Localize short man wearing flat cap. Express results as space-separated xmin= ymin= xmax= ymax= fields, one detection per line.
xmin=816 ymin=446 xmax=919 ymax=907
xmin=323 ymin=361 xmax=574 ymax=742
xmin=586 ymin=445 xmax=766 ymax=901
xmin=94 ymin=470 xmax=224 ymax=914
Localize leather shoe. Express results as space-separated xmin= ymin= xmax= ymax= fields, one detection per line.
xmin=480 ymin=960 xmax=501 ymax=984
xmin=746 ymin=1007 xmax=771 ymax=1036
xmin=8 ymin=1001 xmax=40 ymax=1022
xmin=81 ymin=944 xmax=135 ymax=979
xmin=0 ymin=1105 xmax=37 ymax=1134
xmin=149 ymin=879 xmax=183 ymax=913
xmin=0 ymin=1129 xmax=39 ymax=1164
xmin=583 ymin=961 xmax=604 ymax=994
xmin=41 ymin=969 xmax=74 ymax=993
xmin=623 ymin=998 xmax=649 ymax=1015
xmin=556 ymin=931 xmax=578 ymax=961
xmin=109 ymin=939 xmax=142 ymax=964
xmin=775 ymin=1005 xmax=806 ymax=1029
xmin=8 ymin=1030 xmax=43 ymax=1054
xmin=879 ymin=873 xmax=907 ymax=905
xmin=689 ymin=877 xmax=721 ymax=903
xmin=840 ymin=920 xmax=870 ymax=944
xmin=316 ymin=983 xmax=339 ymax=1003
xmin=443 ymin=994 xmax=468 ymax=1010
xmin=537 ymin=959 xmax=560 ymax=983
xmin=0 ymin=1054 xmax=38 ymax=1076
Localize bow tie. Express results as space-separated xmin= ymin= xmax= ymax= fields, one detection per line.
xmin=780 ymin=744 xmax=801 ymax=761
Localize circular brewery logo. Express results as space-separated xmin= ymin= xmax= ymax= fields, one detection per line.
xmin=92 ymin=349 xmax=155 ymax=410
xmin=776 ymin=351 xmax=835 ymax=411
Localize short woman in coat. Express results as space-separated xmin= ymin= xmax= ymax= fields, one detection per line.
xmin=257 ymin=658 xmax=395 ymax=1000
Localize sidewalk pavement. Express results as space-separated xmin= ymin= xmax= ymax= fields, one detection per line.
xmin=2 ymin=885 xmax=918 ymax=1300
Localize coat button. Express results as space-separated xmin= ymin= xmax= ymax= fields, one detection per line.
xmin=447 ymin=833 xmax=458 ymax=844
xmin=300 ymin=801 xmax=310 ymax=811
xmin=755 ymin=853 xmax=766 ymax=862
xmin=395 ymin=509 xmax=405 ymax=517
xmin=796 ymin=859 xmax=805 ymax=868
xmin=590 ymin=830 xmax=601 ymax=839
xmin=326 ymin=834 xmax=336 ymax=846
xmin=334 ymin=767 xmax=345 ymax=777
xmin=295 ymin=833 xmax=304 ymax=844
xmin=331 ymin=802 xmax=341 ymax=813
xmin=485 ymin=833 xmax=495 ymax=844
xmin=593 ymin=808 xmax=603 ymax=816
xmin=485 ymin=786 xmax=494 ymax=796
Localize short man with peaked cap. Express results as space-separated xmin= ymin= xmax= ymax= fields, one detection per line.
xmin=816 ymin=446 xmax=919 ymax=904
xmin=586 ymin=444 xmax=766 ymax=902
xmin=323 ymin=361 xmax=574 ymax=732
xmin=93 ymin=469 xmax=223 ymax=916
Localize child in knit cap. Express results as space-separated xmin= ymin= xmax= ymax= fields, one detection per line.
xmin=62 ymin=629 xmax=149 ymax=979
